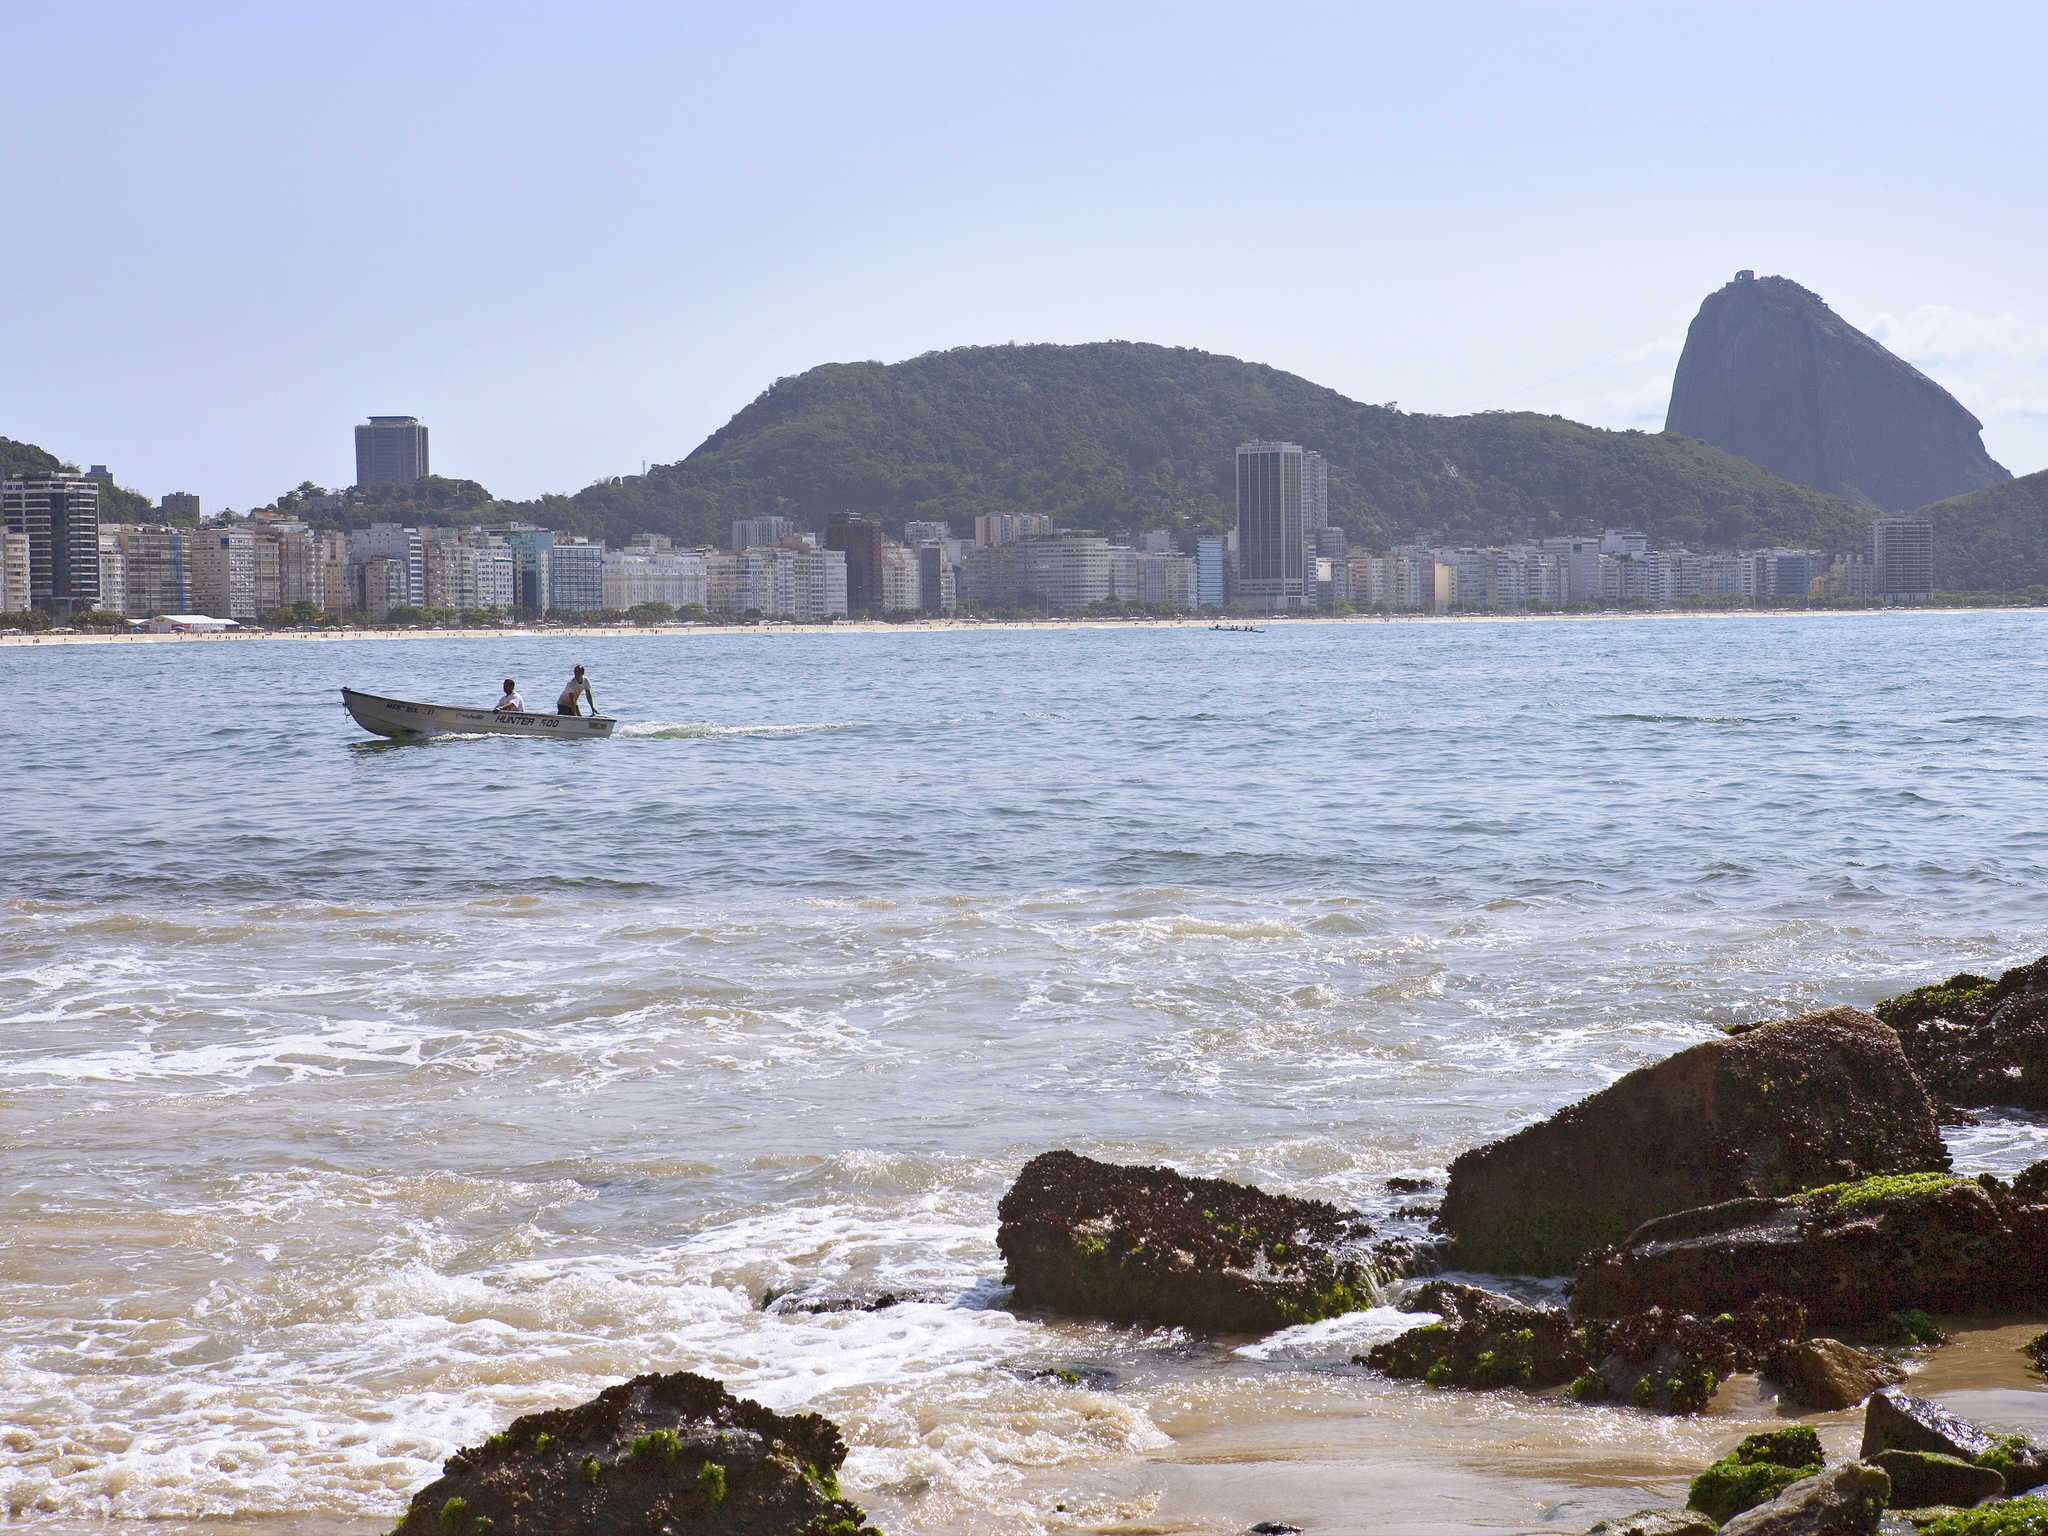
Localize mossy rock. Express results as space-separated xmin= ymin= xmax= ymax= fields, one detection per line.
xmin=1688 ymin=1426 xmax=1824 ymax=1523
xmin=1915 ymin=1495 xmax=2048 ymax=1534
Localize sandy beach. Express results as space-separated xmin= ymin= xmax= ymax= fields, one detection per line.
xmin=1 ymin=604 xmax=2026 ymax=647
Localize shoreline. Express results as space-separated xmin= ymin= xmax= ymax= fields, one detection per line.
xmin=5 ymin=602 xmax=2042 ymax=646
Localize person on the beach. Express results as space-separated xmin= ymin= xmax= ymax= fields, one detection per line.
xmin=494 ymin=679 xmax=524 ymax=713
xmin=556 ymin=664 xmax=596 ymax=716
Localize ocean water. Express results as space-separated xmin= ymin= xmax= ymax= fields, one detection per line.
xmin=5 ymin=612 xmax=2048 ymax=1534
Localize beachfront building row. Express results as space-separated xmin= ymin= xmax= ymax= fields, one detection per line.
xmin=1323 ymin=521 xmax=1936 ymax=613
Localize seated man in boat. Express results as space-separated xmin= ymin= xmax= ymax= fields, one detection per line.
xmin=494 ymin=679 xmax=524 ymax=713
xmin=556 ymin=664 xmax=597 ymax=717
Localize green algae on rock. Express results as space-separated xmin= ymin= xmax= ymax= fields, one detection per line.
xmin=389 ymin=1371 xmax=879 ymax=1536
xmin=1688 ymin=1428 xmax=1825 ymax=1523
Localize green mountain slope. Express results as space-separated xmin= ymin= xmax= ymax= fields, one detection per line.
xmin=1915 ymin=469 xmax=2048 ymax=590
xmin=0 ymin=437 xmax=156 ymax=522
xmin=543 ymin=341 xmax=1870 ymax=552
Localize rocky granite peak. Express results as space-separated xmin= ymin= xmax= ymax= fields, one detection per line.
xmin=1665 ymin=271 xmax=2010 ymax=511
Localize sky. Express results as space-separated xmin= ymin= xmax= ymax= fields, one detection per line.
xmin=3 ymin=1 xmax=2045 ymax=511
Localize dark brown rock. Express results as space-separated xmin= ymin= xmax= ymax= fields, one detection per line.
xmin=1358 ymin=1281 xmax=1587 ymax=1391
xmin=996 ymin=1149 xmax=1382 ymax=1333
xmin=1665 ymin=271 xmax=2010 ymax=511
xmin=1441 ymin=1008 xmax=1949 ymax=1275
xmin=1768 ymin=1338 xmax=1903 ymax=1411
xmin=390 ymin=1371 xmax=877 ymax=1536
xmin=1877 ymin=957 xmax=2048 ymax=1109
xmin=1574 ymin=1173 xmax=2048 ymax=1326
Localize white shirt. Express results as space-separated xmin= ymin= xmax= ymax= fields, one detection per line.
xmin=496 ymin=691 xmax=524 ymax=711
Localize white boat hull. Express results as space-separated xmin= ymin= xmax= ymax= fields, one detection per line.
xmin=341 ymin=688 xmax=617 ymax=740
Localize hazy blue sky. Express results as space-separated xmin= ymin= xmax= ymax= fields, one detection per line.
xmin=4 ymin=2 xmax=2044 ymax=510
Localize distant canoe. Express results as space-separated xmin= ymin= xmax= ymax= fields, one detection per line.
xmin=341 ymin=687 xmax=617 ymax=741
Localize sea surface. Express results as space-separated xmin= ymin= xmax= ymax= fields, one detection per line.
xmin=6 ymin=612 xmax=2048 ymax=1534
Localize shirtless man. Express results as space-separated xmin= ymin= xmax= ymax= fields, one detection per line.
xmin=556 ymin=664 xmax=596 ymax=716
xmin=494 ymin=679 xmax=524 ymax=713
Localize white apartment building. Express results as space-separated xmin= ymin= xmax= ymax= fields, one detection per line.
xmin=0 ymin=528 xmax=30 ymax=614
xmin=102 ymin=524 xmax=189 ymax=616
xmin=1021 ymin=534 xmax=1111 ymax=611
xmin=790 ymin=547 xmax=848 ymax=620
xmin=880 ymin=544 xmax=922 ymax=612
xmin=601 ymin=549 xmax=707 ymax=612
xmin=97 ymin=535 xmax=127 ymax=616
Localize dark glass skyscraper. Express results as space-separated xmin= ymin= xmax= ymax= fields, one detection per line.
xmin=826 ymin=513 xmax=883 ymax=614
xmin=354 ymin=416 xmax=430 ymax=487
xmin=1 ymin=473 xmax=101 ymax=616
xmin=1234 ymin=441 xmax=1326 ymax=609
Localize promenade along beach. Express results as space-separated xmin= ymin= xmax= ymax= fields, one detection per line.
xmin=6 ymin=609 xmax=2048 ymax=1535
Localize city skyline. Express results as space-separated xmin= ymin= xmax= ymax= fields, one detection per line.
xmin=4 ymin=4 xmax=2046 ymax=513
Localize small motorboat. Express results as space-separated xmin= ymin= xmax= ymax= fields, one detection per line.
xmin=341 ymin=687 xmax=617 ymax=741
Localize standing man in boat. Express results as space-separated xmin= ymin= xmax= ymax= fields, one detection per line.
xmin=494 ymin=679 xmax=524 ymax=713
xmin=556 ymin=664 xmax=597 ymax=717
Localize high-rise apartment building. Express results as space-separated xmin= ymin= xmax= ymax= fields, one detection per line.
xmin=793 ymin=547 xmax=848 ymax=620
xmin=349 ymin=523 xmax=425 ymax=607
xmin=97 ymin=534 xmax=127 ymax=617
xmin=601 ymin=548 xmax=707 ymax=612
xmin=1020 ymin=534 xmax=1111 ymax=611
xmin=974 ymin=512 xmax=1054 ymax=546
xmin=1234 ymin=442 xmax=1325 ymax=609
xmin=826 ymin=513 xmax=884 ymax=613
xmin=102 ymin=525 xmax=189 ymax=616
xmin=904 ymin=519 xmax=951 ymax=546
xmin=1195 ymin=536 xmax=1225 ymax=608
xmin=1 ymin=474 xmax=102 ymax=616
xmin=548 ymin=537 xmax=606 ymax=614
xmin=187 ymin=527 xmax=257 ymax=620
xmin=160 ymin=491 xmax=201 ymax=522
xmin=1869 ymin=518 xmax=1934 ymax=602
xmin=354 ymin=416 xmax=430 ymax=487
xmin=484 ymin=525 xmax=554 ymax=613
xmin=731 ymin=515 xmax=796 ymax=550
xmin=0 ymin=529 xmax=30 ymax=614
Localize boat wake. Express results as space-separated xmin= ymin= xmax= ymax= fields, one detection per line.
xmin=620 ymin=720 xmax=868 ymax=741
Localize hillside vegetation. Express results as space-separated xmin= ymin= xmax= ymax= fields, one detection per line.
xmin=537 ymin=342 xmax=1871 ymax=552
xmin=1915 ymin=469 xmax=2048 ymax=590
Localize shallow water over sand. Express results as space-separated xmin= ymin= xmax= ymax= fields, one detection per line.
xmin=5 ymin=613 xmax=2048 ymax=1532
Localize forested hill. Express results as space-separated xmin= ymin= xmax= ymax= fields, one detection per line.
xmin=546 ymin=341 xmax=1870 ymax=552
xmin=1914 ymin=468 xmax=2048 ymax=590
xmin=0 ymin=437 xmax=153 ymax=520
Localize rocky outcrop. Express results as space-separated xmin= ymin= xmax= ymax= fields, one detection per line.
xmin=1587 ymin=1513 xmax=1718 ymax=1536
xmin=1870 ymin=1450 xmax=2005 ymax=1510
xmin=1690 ymin=1428 xmax=1826 ymax=1523
xmin=1363 ymin=1284 xmax=1802 ymax=1415
xmin=1876 ymin=957 xmax=2048 ymax=1109
xmin=996 ymin=1149 xmax=1386 ymax=1332
xmin=1573 ymin=1171 xmax=2048 ymax=1326
xmin=1359 ymin=1281 xmax=1586 ymax=1390
xmin=1665 ymin=271 xmax=2010 ymax=511
xmin=1861 ymin=1389 xmax=2048 ymax=1494
xmin=1716 ymin=1462 xmax=1889 ymax=1536
xmin=1768 ymin=1337 xmax=1903 ymax=1411
xmin=390 ymin=1371 xmax=877 ymax=1536
xmin=1440 ymin=1008 xmax=1948 ymax=1275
